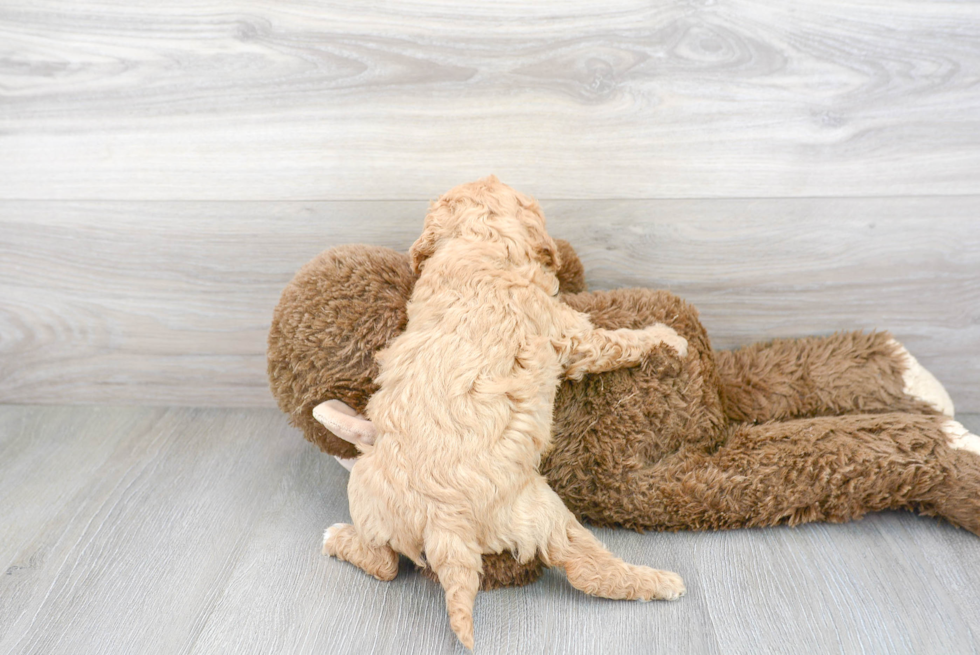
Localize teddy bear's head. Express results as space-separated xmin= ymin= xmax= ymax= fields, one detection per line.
xmin=267 ymin=240 xmax=587 ymax=457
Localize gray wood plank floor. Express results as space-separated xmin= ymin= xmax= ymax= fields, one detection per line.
xmin=2 ymin=405 xmax=978 ymax=655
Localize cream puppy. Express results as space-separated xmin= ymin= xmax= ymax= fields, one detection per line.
xmin=323 ymin=177 xmax=688 ymax=649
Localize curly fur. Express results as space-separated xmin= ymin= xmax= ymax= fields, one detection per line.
xmin=268 ymin=183 xmax=980 ymax=594
xmin=320 ymin=177 xmax=686 ymax=648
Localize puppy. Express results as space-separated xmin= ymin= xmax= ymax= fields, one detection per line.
xmin=323 ymin=176 xmax=688 ymax=648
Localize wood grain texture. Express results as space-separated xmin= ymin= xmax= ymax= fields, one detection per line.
xmin=1 ymin=197 xmax=978 ymax=410
xmin=0 ymin=407 xmax=303 ymax=655
xmin=1 ymin=0 xmax=979 ymax=200
xmin=4 ymin=3 xmax=978 ymax=650
xmin=1 ymin=406 xmax=979 ymax=654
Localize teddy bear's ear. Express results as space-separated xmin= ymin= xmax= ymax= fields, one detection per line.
xmin=554 ymin=239 xmax=587 ymax=293
xmin=312 ymin=400 xmax=376 ymax=447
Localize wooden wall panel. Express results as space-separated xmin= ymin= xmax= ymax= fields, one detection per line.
xmin=1 ymin=197 xmax=977 ymax=409
xmin=1 ymin=0 xmax=979 ymax=200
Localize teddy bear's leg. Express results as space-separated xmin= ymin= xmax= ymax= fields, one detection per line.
xmin=322 ymin=523 xmax=400 ymax=581
xmin=569 ymin=413 xmax=980 ymax=537
xmin=714 ymin=331 xmax=954 ymax=423
xmin=921 ymin=420 xmax=980 ymax=534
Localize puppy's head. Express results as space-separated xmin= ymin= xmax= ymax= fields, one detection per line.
xmin=410 ymin=175 xmax=561 ymax=275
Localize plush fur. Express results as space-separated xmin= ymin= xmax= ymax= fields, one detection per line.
xmin=320 ymin=178 xmax=686 ymax=648
xmin=267 ymin=182 xmax=980 ymax=597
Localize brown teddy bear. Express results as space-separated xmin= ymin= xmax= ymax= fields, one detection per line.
xmin=268 ymin=239 xmax=980 ymax=589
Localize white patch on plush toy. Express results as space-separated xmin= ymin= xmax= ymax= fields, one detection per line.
xmin=942 ymin=420 xmax=980 ymax=456
xmin=888 ymin=339 xmax=955 ymax=417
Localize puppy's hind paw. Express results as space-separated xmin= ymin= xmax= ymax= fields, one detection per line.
xmin=635 ymin=567 xmax=686 ymax=601
xmin=322 ymin=522 xmax=349 ymax=556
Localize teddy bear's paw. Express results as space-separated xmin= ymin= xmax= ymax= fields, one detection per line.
xmin=889 ymin=339 xmax=954 ymax=417
xmin=634 ymin=567 xmax=686 ymax=602
xmin=322 ymin=522 xmax=350 ymax=556
xmin=942 ymin=420 xmax=980 ymax=457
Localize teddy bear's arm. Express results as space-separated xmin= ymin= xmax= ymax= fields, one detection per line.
xmin=714 ymin=331 xmax=954 ymax=423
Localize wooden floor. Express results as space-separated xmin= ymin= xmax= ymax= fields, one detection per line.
xmin=1 ymin=405 xmax=978 ymax=655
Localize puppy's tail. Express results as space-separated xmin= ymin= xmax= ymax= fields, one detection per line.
xmin=546 ymin=517 xmax=686 ymax=602
xmin=425 ymin=530 xmax=483 ymax=650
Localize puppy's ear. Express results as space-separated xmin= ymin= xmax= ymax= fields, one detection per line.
xmin=535 ymin=234 xmax=562 ymax=272
xmin=410 ymin=201 xmax=450 ymax=274
xmin=409 ymin=225 xmax=438 ymax=275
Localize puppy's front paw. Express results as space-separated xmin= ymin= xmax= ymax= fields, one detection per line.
xmin=663 ymin=333 xmax=688 ymax=359
xmin=644 ymin=324 xmax=688 ymax=358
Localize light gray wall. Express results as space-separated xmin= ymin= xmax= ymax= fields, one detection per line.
xmin=1 ymin=1 xmax=978 ymax=409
